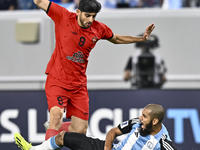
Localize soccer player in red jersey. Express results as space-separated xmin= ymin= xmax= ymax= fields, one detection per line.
xmin=33 ymin=0 xmax=155 ymax=140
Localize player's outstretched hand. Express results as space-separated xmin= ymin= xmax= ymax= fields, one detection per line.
xmin=143 ymin=23 xmax=155 ymax=41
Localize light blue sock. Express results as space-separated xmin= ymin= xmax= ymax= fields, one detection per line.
xmin=50 ymin=136 xmax=61 ymax=150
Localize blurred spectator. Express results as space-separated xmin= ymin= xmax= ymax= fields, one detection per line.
xmin=55 ymin=0 xmax=79 ymax=11
xmin=196 ymin=0 xmax=200 ymax=6
xmin=18 ymin=0 xmax=38 ymax=10
xmin=73 ymin=0 xmax=80 ymax=9
xmin=161 ymin=0 xmax=200 ymax=9
xmin=0 ymin=0 xmax=17 ymax=10
xmin=116 ymin=0 xmax=141 ymax=8
xmin=162 ymin=0 xmax=179 ymax=9
xmin=51 ymin=0 xmax=73 ymax=3
xmin=124 ymin=34 xmax=167 ymax=89
xmin=61 ymin=0 xmax=72 ymax=2
xmin=116 ymin=0 xmax=199 ymax=8
xmin=116 ymin=0 xmax=164 ymax=8
xmin=183 ymin=0 xmax=200 ymax=7
xmin=51 ymin=0 xmax=61 ymax=2
xmin=140 ymin=0 xmax=164 ymax=7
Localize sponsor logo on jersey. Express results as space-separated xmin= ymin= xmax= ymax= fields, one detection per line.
xmin=131 ymin=118 xmax=140 ymax=124
xmin=92 ymin=37 xmax=98 ymax=43
xmin=120 ymin=121 xmax=128 ymax=129
xmin=70 ymin=31 xmax=78 ymax=35
xmin=134 ymin=131 xmax=139 ymax=138
xmin=66 ymin=51 xmax=85 ymax=63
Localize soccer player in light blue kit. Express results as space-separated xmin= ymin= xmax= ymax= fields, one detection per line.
xmin=14 ymin=104 xmax=177 ymax=150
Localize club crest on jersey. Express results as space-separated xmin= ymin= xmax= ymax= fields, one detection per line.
xmin=92 ymin=37 xmax=98 ymax=43
xmin=66 ymin=51 xmax=85 ymax=63
xmin=146 ymin=141 xmax=154 ymax=149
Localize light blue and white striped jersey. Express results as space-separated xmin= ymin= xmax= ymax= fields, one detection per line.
xmin=112 ymin=123 xmax=171 ymax=150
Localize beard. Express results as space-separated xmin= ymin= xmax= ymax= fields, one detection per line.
xmin=79 ymin=14 xmax=91 ymax=29
xmin=139 ymin=120 xmax=153 ymax=136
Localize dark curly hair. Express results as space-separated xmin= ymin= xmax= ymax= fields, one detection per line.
xmin=78 ymin=0 xmax=101 ymax=13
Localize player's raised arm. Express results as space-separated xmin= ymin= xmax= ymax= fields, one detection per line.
xmin=108 ymin=23 xmax=155 ymax=44
xmin=104 ymin=127 xmax=122 ymax=150
xmin=33 ymin=0 xmax=50 ymax=12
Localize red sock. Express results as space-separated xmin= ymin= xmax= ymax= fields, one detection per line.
xmin=58 ymin=122 xmax=71 ymax=132
xmin=45 ymin=129 xmax=59 ymax=140
xmin=45 ymin=122 xmax=71 ymax=140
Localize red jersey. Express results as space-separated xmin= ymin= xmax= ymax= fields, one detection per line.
xmin=45 ymin=2 xmax=113 ymax=87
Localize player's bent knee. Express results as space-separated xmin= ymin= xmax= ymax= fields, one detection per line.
xmin=55 ymin=131 xmax=66 ymax=147
xmin=79 ymin=123 xmax=88 ymax=133
xmin=49 ymin=107 xmax=64 ymax=127
xmin=77 ymin=125 xmax=87 ymax=134
xmin=82 ymin=125 xmax=88 ymax=134
xmin=69 ymin=123 xmax=88 ymax=134
xmin=50 ymin=107 xmax=64 ymax=116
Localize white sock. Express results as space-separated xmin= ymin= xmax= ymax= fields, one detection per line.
xmin=30 ymin=138 xmax=54 ymax=150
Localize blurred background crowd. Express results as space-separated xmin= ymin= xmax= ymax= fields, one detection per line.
xmin=0 ymin=0 xmax=200 ymax=11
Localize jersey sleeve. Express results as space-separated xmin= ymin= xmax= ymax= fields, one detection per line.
xmin=117 ymin=118 xmax=140 ymax=134
xmin=98 ymin=22 xmax=113 ymax=40
xmin=47 ymin=2 xmax=70 ymax=23
xmin=159 ymin=134 xmax=177 ymax=150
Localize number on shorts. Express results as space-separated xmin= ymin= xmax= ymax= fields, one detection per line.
xmin=57 ymin=96 xmax=63 ymax=105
